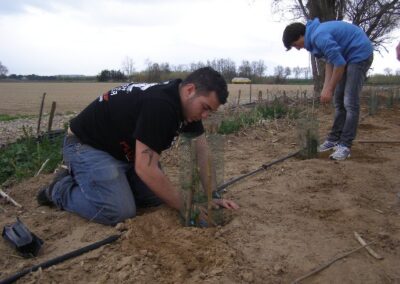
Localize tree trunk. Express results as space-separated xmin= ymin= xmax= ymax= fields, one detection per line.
xmin=310 ymin=55 xmax=325 ymax=97
xmin=305 ymin=0 xmax=336 ymax=97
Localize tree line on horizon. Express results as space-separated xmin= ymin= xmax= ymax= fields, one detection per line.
xmin=112 ymin=58 xmax=312 ymax=84
xmin=0 ymin=59 xmax=399 ymax=85
xmin=0 ymin=58 xmax=313 ymax=83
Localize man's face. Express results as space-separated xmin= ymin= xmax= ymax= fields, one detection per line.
xmin=292 ymin=36 xmax=305 ymax=50
xmin=182 ymin=86 xmax=220 ymax=123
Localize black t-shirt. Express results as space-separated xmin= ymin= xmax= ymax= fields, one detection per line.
xmin=70 ymin=79 xmax=204 ymax=162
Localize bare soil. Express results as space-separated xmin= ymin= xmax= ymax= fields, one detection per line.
xmin=0 ymin=82 xmax=313 ymax=115
xmin=1 ymin=103 xmax=400 ymax=283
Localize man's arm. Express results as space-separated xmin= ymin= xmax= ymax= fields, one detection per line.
xmin=194 ymin=134 xmax=239 ymax=209
xmin=321 ymin=62 xmax=345 ymax=103
xmin=135 ymin=139 xmax=182 ymax=210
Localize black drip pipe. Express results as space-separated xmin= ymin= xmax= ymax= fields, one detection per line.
xmin=0 ymin=234 xmax=120 ymax=284
xmin=217 ymin=150 xmax=300 ymax=194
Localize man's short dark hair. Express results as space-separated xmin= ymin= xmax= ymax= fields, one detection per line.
xmin=282 ymin=22 xmax=306 ymax=50
xmin=182 ymin=67 xmax=229 ymax=104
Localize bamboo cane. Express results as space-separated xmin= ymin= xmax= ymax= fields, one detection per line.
xmin=207 ymin=155 xmax=213 ymax=227
xmin=353 ymin=232 xmax=383 ymax=260
xmin=0 ymin=188 xmax=22 ymax=208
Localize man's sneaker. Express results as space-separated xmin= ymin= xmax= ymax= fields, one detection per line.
xmin=37 ymin=165 xmax=69 ymax=206
xmin=37 ymin=186 xmax=54 ymax=206
xmin=318 ymin=140 xmax=339 ymax=152
xmin=329 ymin=144 xmax=351 ymax=160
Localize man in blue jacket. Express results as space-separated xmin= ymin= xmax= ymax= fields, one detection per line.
xmin=283 ymin=18 xmax=373 ymax=160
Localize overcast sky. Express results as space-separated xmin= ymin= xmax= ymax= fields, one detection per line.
xmin=0 ymin=0 xmax=399 ymax=76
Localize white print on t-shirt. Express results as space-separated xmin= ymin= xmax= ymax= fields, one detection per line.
xmin=98 ymin=81 xmax=170 ymax=102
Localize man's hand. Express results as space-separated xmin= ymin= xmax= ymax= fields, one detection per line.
xmin=320 ymin=87 xmax=333 ymax=104
xmin=193 ymin=199 xmax=239 ymax=227
xmin=320 ymin=64 xmax=344 ymax=104
xmin=213 ymin=198 xmax=240 ymax=210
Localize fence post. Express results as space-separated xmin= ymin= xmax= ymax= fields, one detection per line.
xmin=37 ymin=92 xmax=46 ymax=136
xmin=249 ymin=84 xmax=252 ymax=103
xmin=48 ymin=101 xmax=57 ymax=132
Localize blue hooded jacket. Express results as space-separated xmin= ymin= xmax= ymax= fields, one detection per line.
xmin=304 ymin=18 xmax=373 ymax=67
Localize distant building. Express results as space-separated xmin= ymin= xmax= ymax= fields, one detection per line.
xmin=231 ymin=77 xmax=251 ymax=84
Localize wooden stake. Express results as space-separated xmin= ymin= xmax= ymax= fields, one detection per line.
xmin=185 ymin=185 xmax=193 ymax=226
xmin=37 ymin=92 xmax=46 ymax=136
xmin=47 ymin=101 xmax=57 ymax=132
xmin=249 ymin=83 xmax=252 ymax=103
xmin=185 ymin=139 xmax=196 ymax=226
xmin=274 ymin=108 xmax=279 ymax=130
xmin=207 ymin=155 xmax=213 ymax=227
xmin=0 ymin=188 xmax=22 ymax=208
xmin=237 ymin=90 xmax=241 ymax=106
xmin=353 ymin=232 xmax=383 ymax=260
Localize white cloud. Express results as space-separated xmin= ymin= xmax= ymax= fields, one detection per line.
xmin=0 ymin=0 xmax=398 ymax=75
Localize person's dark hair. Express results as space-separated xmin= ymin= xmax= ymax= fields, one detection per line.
xmin=282 ymin=22 xmax=306 ymax=50
xmin=182 ymin=67 xmax=228 ymax=104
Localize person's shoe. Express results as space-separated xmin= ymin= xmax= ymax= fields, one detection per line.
xmin=318 ymin=140 xmax=339 ymax=152
xmin=329 ymin=144 xmax=351 ymax=160
xmin=37 ymin=165 xmax=69 ymax=206
xmin=37 ymin=186 xmax=54 ymax=206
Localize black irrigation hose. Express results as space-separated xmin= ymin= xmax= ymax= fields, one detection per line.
xmin=0 ymin=234 xmax=120 ymax=284
xmin=216 ymin=150 xmax=300 ymax=194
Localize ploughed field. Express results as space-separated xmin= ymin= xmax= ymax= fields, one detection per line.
xmin=0 ymin=82 xmax=399 ymax=283
xmin=0 ymin=82 xmax=313 ymax=115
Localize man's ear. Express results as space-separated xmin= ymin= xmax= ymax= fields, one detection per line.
xmin=186 ymin=83 xmax=196 ymax=94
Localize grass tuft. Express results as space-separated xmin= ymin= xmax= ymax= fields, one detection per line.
xmin=0 ymin=126 xmax=63 ymax=185
xmin=0 ymin=114 xmax=35 ymax=122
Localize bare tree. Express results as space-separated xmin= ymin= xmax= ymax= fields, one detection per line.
xmin=293 ymin=66 xmax=302 ymax=79
xmin=272 ymin=0 xmax=400 ymax=92
xmin=238 ymin=60 xmax=252 ymax=79
xmin=284 ymin=66 xmax=292 ymax=78
xmin=172 ymin=64 xmax=187 ymax=72
xmin=274 ymin=65 xmax=291 ymax=83
xmin=251 ymin=60 xmax=267 ymax=81
xmin=347 ymin=0 xmax=400 ymax=51
xmin=302 ymin=67 xmax=311 ymax=79
xmin=207 ymin=58 xmax=237 ymax=81
xmin=384 ymin=67 xmax=393 ymax=75
xmin=0 ymin=61 xmax=8 ymax=77
xmin=121 ymin=56 xmax=135 ymax=79
xmin=189 ymin=61 xmax=206 ymax=72
xmin=145 ymin=61 xmax=161 ymax=82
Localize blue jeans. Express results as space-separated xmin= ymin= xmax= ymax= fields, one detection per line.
xmin=326 ymin=55 xmax=373 ymax=147
xmin=52 ymin=134 xmax=162 ymax=225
